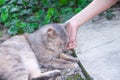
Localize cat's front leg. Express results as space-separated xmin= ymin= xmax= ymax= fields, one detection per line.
xmin=50 ymin=58 xmax=79 ymax=69
xmin=59 ymin=53 xmax=79 ymax=63
xmin=22 ymin=53 xmax=61 ymax=79
xmin=32 ymin=70 xmax=61 ymax=80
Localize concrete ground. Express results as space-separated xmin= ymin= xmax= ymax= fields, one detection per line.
xmin=76 ymin=16 xmax=120 ymax=80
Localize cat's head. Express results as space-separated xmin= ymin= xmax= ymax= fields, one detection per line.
xmin=41 ymin=23 xmax=69 ymax=51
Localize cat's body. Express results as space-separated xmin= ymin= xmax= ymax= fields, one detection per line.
xmin=0 ymin=23 xmax=78 ymax=80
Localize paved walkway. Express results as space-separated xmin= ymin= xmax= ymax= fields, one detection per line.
xmin=76 ymin=17 xmax=120 ymax=80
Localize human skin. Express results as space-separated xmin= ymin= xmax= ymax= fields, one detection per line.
xmin=66 ymin=0 xmax=118 ymax=49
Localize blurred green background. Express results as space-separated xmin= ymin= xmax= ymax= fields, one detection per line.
xmin=1 ymin=0 xmax=119 ymax=35
xmin=0 ymin=0 xmax=92 ymax=35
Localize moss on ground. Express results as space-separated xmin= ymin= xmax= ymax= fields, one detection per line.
xmin=66 ymin=74 xmax=84 ymax=80
xmin=71 ymin=49 xmax=93 ymax=80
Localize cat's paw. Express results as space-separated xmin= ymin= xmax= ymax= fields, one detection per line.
xmin=70 ymin=58 xmax=79 ymax=63
xmin=32 ymin=70 xmax=61 ymax=80
xmin=73 ymin=58 xmax=79 ymax=63
xmin=73 ymin=63 xmax=79 ymax=68
xmin=48 ymin=70 xmax=61 ymax=77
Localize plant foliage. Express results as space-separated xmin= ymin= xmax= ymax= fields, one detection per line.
xmin=0 ymin=0 xmax=92 ymax=35
xmin=66 ymin=74 xmax=84 ymax=80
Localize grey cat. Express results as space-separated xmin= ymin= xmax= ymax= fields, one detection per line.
xmin=0 ymin=23 xmax=79 ymax=80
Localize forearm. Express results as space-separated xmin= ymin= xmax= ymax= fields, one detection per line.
xmin=69 ymin=0 xmax=118 ymax=28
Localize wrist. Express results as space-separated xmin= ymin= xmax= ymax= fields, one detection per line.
xmin=69 ymin=20 xmax=79 ymax=30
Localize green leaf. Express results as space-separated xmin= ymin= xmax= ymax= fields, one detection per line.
xmin=75 ymin=7 xmax=82 ymax=13
xmin=14 ymin=20 xmax=20 ymax=27
xmin=69 ymin=1 xmax=75 ymax=7
xmin=0 ymin=7 xmax=6 ymax=12
xmin=35 ymin=10 xmax=45 ymax=17
xmin=0 ymin=6 xmax=9 ymax=22
xmin=22 ymin=0 xmax=29 ymax=8
xmin=19 ymin=9 xmax=32 ymax=16
xmin=17 ymin=0 xmax=23 ymax=4
xmin=1 ymin=12 xmax=9 ymax=22
xmin=8 ymin=25 xmax=18 ymax=35
xmin=26 ymin=16 xmax=39 ymax=22
xmin=10 ymin=6 xmax=20 ymax=12
xmin=5 ymin=21 xmax=11 ymax=27
xmin=19 ymin=22 xmax=27 ymax=28
xmin=12 ymin=13 xmax=19 ymax=19
xmin=28 ymin=23 xmax=38 ymax=28
xmin=47 ymin=8 xmax=54 ymax=16
xmin=60 ymin=9 xmax=74 ymax=22
xmin=60 ymin=0 xmax=68 ymax=5
xmin=23 ymin=26 xmax=34 ymax=33
xmin=10 ymin=19 xmax=20 ymax=26
xmin=8 ymin=0 xmax=17 ymax=4
xmin=61 ymin=8 xmax=73 ymax=13
xmin=44 ymin=8 xmax=57 ymax=24
xmin=44 ymin=18 xmax=51 ymax=24
xmin=0 ymin=0 xmax=6 ymax=6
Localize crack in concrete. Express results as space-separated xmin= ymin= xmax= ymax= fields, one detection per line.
xmin=77 ymin=35 xmax=120 ymax=54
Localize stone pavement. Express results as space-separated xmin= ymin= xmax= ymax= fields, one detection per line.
xmin=76 ymin=17 xmax=120 ymax=80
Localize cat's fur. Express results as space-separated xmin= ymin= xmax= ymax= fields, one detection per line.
xmin=0 ymin=23 xmax=78 ymax=80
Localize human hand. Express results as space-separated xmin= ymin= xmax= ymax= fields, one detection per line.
xmin=65 ymin=21 xmax=78 ymax=49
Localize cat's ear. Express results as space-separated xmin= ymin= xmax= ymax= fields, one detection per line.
xmin=47 ymin=28 xmax=57 ymax=37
